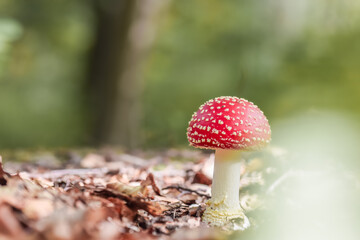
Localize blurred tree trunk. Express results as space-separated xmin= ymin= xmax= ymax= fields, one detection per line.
xmin=86 ymin=0 xmax=167 ymax=149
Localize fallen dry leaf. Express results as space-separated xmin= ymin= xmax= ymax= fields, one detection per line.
xmin=192 ymin=171 xmax=212 ymax=186
xmin=0 ymin=202 xmax=28 ymax=239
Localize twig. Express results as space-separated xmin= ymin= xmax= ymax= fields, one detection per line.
xmin=162 ymin=185 xmax=210 ymax=198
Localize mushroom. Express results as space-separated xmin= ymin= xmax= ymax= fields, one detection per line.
xmin=187 ymin=96 xmax=271 ymax=227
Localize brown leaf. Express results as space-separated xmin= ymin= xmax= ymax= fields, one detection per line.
xmin=94 ymin=189 xmax=166 ymax=216
xmin=0 ymin=202 xmax=25 ymax=238
xmin=107 ymin=182 xmax=145 ymax=197
xmin=141 ymin=173 xmax=161 ymax=196
xmin=107 ymin=197 xmax=136 ymax=220
xmin=192 ymin=171 xmax=212 ymax=186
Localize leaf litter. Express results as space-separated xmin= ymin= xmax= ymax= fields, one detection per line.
xmin=0 ymin=149 xmax=277 ymax=240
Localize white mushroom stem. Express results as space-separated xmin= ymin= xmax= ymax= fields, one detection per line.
xmin=212 ymin=151 xmax=242 ymax=208
xmin=202 ymin=149 xmax=246 ymax=226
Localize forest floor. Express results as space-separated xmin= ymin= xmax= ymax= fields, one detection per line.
xmin=0 ymin=148 xmax=284 ymax=240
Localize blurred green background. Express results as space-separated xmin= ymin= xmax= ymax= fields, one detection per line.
xmin=0 ymin=0 xmax=360 ymax=150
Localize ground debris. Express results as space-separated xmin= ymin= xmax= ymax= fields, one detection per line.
xmin=0 ymin=149 xmax=271 ymax=239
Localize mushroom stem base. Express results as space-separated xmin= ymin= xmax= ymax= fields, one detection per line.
xmin=202 ymin=200 xmax=248 ymax=228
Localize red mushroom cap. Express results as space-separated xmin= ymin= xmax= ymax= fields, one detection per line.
xmin=187 ymin=96 xmax=271 ymax=150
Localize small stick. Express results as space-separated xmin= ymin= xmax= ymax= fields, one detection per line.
xmin=162 ymin=185 xmax=210 ymax=198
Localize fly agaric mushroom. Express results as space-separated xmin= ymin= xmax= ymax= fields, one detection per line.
xmin=187 ymin=96 xmax=271 ymax=227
